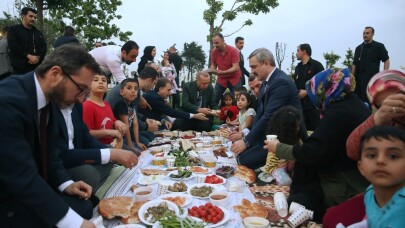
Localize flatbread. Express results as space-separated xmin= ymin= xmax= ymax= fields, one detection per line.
xmin=234 ymin=199 xmax=268 ymax=219
xmin=98 ymin=196 xmax=135 ymax=219
xmin=140 ymin=169 xmax=169 ymax=176
xmin=121 ymin=201 xmax=149 ymax=224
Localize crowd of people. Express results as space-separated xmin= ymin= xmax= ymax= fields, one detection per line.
xmin=0 ymin=6 xmax=403 ymax=228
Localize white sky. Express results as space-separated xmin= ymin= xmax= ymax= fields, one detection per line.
xmin=1 ymin=0 xmax=404 ymax=77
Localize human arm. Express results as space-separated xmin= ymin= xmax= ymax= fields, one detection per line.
xmin=113 ymin=120 xmax=128 ymax=137
xmin=215 ymin=62 xmax=240 ymax=75
xmin=106 ymin=56 xmax=126 ymax=83
xmin=132 ymin=115 xmax=147 ymax=151
xmin=346 ymin=115 xmax=375 ymax=161
xmin=383 ymin=59 xmax=390 ymax=70
xmin=138 ymin=96 xmax=152 ymax=110
xmin=110 ymin=148 xmax=138 ymax=168
xmin=180 ymin=83 xmax=199 ymax=113
xmin=243 ymin=109 xmax=255 ymax=129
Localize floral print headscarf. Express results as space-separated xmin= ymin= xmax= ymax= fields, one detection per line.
xmin=305 ymin=68 xmax=355 ymax=112
xmin=366 ymin=70 xmax=405 ymax=107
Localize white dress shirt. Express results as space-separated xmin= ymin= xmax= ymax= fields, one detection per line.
xmin=89 ymin=45 xmax=126 ymax=83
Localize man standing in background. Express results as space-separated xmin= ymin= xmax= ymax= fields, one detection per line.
xmin=294 ymin=43 xmax=324 ymax=131
xmin=53 ymin=26 xmax=80 ymax=49
xmin=0 ymin=26 xmax=12 ymax=80
xmin=168 ymin=45 xmax=183 ymax=108
xmin=352 ymin=26 xmax=390 ymax=104
xmin=235 ymin=37 xmax=250 ymax=86
xmin=7 ymin=7 xmax=47 ymax=75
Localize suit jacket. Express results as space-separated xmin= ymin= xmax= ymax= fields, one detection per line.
xmin=54 ymin=103 xmax=107 ymax=168
xmin=141 ymin=90 xmax=190 ymax=121
xmin=239 ymin=51 xmax=250 ymax=77
xmin=245 ymin=68 xmax=303 ymax=145
xmin=180 ymin=81 xmax=218 ymax=113
xmin=0 ymin=73 xmax=71 ymax=225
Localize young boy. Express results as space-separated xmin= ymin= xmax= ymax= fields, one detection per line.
xmin=113 ymin=78 xmax=147 ymax=155
xmin=358 ymin=125 xmax=405 ymax=227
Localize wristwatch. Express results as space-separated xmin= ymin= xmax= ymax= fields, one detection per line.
xmin=242 ymin=137 xmax=250 ymax=148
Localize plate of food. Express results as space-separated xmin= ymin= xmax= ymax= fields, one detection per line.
xmin=167 ymin=181 xmax=189 ymax=193
xmin=189 ymin=166 xmax=211 ymax=174
xmin=168 ymin=169 xmax=195 ymax=181
xmin=188 ymin=203 xmax=230 ymax=228
xmin=158 ymin=193 xmax=192 ymax=207
xmin=187 ymin=183 xmax=223 ymax=199
xmin=138 ymin=200 xmax=180 ymax=226
xmin=137 ymin=174 xmax=166 ymax=185
xmin=203 ymin=174 xmax=226 ymax=185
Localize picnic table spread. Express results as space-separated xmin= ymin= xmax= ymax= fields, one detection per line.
xmin=91 ymin=131 xmax=321 ymax=228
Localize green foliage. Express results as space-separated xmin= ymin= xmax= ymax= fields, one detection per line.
xmin=0 ymin=12 xmax=20 ymax=30
xmin=181 ymin=42 xmax=207 ymax=81
xmin=287 ymin=52 xmax=296 ymax=78
xmin=342 ymin=47 xmax=354 ymax=69
xmin=323 ymin=51 xmax=341 ymax=69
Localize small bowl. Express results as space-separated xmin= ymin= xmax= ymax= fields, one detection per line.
xmin=226 ymin=180 xmax=246 ymax=192
xmin=209 ymin=191 xmax=229 ymax=207
xmin=150 ymin=146 xmax=163 ymax=155
xmin=152 ymin=157 xmax=166 ymax=166
xmin=133 ymin=186 xmax=153 ymax=202
xmin=243 ymin=217 xmax=270 ymax=228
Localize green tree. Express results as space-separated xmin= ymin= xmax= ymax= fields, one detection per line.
xmin=0 ymin=12 xmax=20 ymax=30
xmin=181 ymin=42 xmax=207 ymax=81
xmin=286 ymin=52 xmax=296 ymax=78
xmin=342 ymin=47 xmax=354 ymax=69
xmin=203 ymin=0 xmax=279 ymax=56
xmin=323 ymin=51 xmax=341 ymax=69
xmin=275 ymin=42 xmax=286 ymax=70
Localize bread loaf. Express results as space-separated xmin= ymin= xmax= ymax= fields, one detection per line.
xmin=234 ymin=199 xmax=268 ymax=219
xmin=121 ymin=200 xmax=148 ymax=224
xmin=98 ymin=196 xmax=135 ymax=219
xmin=234 ymin=165 xmax=256 ymax=184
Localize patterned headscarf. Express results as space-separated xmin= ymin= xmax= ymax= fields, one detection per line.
xmin=366 ymin=70 xmax=405 ymax=107
xmin=305 ymin=68 xmax=355 ymax=111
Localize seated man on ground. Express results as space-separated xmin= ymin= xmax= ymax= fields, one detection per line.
xmin=173 ymin=71 xmax=219 ymax=132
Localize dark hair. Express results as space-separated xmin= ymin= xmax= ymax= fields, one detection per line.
xmin=237 ymin=91 xmax=252 ymax=109
xmin=121 ymin=78 xmax=139 ymax=89
xmin=154 ymin=78 xmax=170 ymax=92
xmin=64 ymin=26 xmax=75 ymax=36
xmin=2 ymin=26 xmax=9 ymax=34
xmin=21 ymin=7 xmax=37 ymax=16
xmin=213 ymin=32 xmax=224 ymax=40
xmin=248 ymin=74 xmax=257 ymax=82
xmin=365 ymin=26 xmax=375 ymax=34
xmin=359 ymin=125 xmax=405 ymax=158
xmin=35 ymin=44 xmax=101 ymax=78
xmin=235 ymin=86 xmax=248 ymax=94
xmin=121 ymin=40 xmax=139 ymax=53
xmin=220 ymin=92 xmax=236 ymax=107
xmin=139 ymin=67 xmax=159 ymax=81
xmin=298 ymin=43 xmax=312 ymax=56
xmin=266 ymin=106 xmax=302 ymax=145
xmin=235 ymin=36 xmax=244 ymax=43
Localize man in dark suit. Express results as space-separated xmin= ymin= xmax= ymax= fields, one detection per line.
xmin=140 ymin=78 xmax=208 ymax=128
xmin=0 ymin=44 xmax=100 ymax=227
xmin=55 ymin=103 xmax=138 ymax=192
xmin=173 ymin=71 xmax=219 ymax=131
xmin=230 ymin=48 xmax=306 ymax=169
xmin=235 ymin=37 xmax=250 ymax=86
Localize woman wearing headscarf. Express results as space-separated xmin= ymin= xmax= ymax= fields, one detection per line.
xmin=265 ymin=68 xmax=371 ymax=209
xmin=137 ymin=46 xmax=156 ymax=74
xmin=346 ymin=70 xmax=405 ymax=161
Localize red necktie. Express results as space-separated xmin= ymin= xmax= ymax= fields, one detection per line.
xmin=39 ymin=105 xmax=49 ymax=181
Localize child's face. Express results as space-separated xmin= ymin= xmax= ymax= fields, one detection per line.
xmin=358 ymin=137 xmax=405 ymax=190
xmin=91 ymin=74 xmax=107 ymax=93
xmin=120 ymin=82 xmax=138 ymax=101
xmin=224 ymin=96 xmax=233 ymax=106
xmin=237 ymin=95 xmax=249 ymax=110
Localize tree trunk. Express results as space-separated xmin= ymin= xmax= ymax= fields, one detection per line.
xmin=35 ymin=0 xmax=44 ymax=32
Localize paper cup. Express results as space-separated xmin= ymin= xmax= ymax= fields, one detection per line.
xmin=166 ymin=158 xmax=175 ymax=168
xmin=266 ymin=135 xmax=278 ymax=141
xmin=157 ymin=181 xmax=170 ymax=196
xmin=203 ymin=140 xmax=211 ymax=148
xmin=196 ymin=143 xmax=203 ymax=152
xmin=196 ymin=175 xmax=206 ymax=183
xmin=287 ymin=207 xmax=309 ymax=228
xmin=196 ymin=132 xmax=202 ymax=139
xmin=274 ymin=192 xmax=288 ymax=217
xmin=162 ymin=144 xmax=171 ymax=153
xmin=305 ymin=209 xmax=314 ymax=220
xmin=289 ymin=202 xmax=306 ymax=214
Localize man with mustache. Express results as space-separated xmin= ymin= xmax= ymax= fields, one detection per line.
xmin=7 ymin=7 xmax=47 ymax=75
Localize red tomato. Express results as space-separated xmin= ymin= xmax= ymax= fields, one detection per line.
xmin=212 ymin=217 xmax=219 ymax=224
xmin=192 ymin=206 xmax=198 ymax=211
xmin=206 ymin=202 xmax=213 ymax=208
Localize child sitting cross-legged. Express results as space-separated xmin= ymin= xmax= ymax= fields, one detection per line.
xmin=357 ymin=125 xmax=405 ymax=227
xmin=112 ymin=78 xmax=148 ymax=156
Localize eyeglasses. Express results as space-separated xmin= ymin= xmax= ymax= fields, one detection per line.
xmin=62 ymin=70 xmax=90 ymax=98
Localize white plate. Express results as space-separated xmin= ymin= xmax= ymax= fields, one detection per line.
xmin=168 ymin=170 xmax=196 ymax=181
xmin=206 ymin=206 xmax=230 ymax=228
xmin=113 ymin=224 xmax=146 ymax=228
xmin=189 ymin=166 xmax=211 ymax=174
xmin=137 ymin=174 xmax=166 ymax=185
xmin=138 ymin=200 xmax=180 ymax=226
xmin=203 ymin=174 xmax=227 ymax=185
xmin=158 ymin=193 xmax=192 ymax=207
xmin=187 ymin=183 xmax=224 ymax=199
xmin=166 ymin=180 xmax=189 ymax=193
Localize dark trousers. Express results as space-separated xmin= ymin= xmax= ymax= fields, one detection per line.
xmin=67 ymin=163 xmax=113 ymax=193
xmin=172 ymin=118 xmax=212 ymax=132
xmin=238 ymin=142 xmax=268 ymax=170
xmin=171 ymin=93 xmax=180 ymax=109
xmin=301 ymin=98 xmax=320 ymax=131
xmin=214 ymin=80 xmax=241 ymax=105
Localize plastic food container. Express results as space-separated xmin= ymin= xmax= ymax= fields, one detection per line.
xmin=152 ymin=157 xmax=166 ymax=166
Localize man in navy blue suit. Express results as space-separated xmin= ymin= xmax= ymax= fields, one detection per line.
xmin=230 ymin=48 xmax=306 ymax=169
xmin=0 ymin=44 xmax=101 ymax=227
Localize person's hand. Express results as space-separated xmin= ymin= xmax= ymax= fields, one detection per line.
xmin=136 ymin=142 xmax=148 ymax=151
xmin=139 ymin=97 xmax=152 ymax=110
xmin=198 ymin=108 xmax=211 ymax=115
xmin=162 ymin=120 xmax=172 ymax=130
xmin=230 ymin=140 xmax=246 ymax=155
xmin=108 ymin=129 xmax=121 ymax=139
xmin=192 ymin=113 xmax=208 ymax=121
xmin=110 ymin=149 xmax=139 ymax=168
xmin=80 ymin=220 xmax=96 ymax=228
xmin=114 ymin=120 xmax=128 ymax=135
xmin=263 ymin=139 xmax=280 ymax=153
xmin=225 ymin=117 xmax=233 ymax=125
xmin=146 ymin=119 xmax=159 ymax=132
xmin=228 ymin=132 xmax=243 ymax=142
xmin=27 ymin=54 xmax=39 ymax=64
xmin=64 ymin=181 xmax=92 ymax=200
xmin=298 ymin=89 xmax=307 ymax=99
xmin=374 ymin=93 xmax=405 ymax=126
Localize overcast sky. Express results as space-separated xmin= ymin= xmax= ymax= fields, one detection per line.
xmin=1 ymin=0 xmax=404 ymax=78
